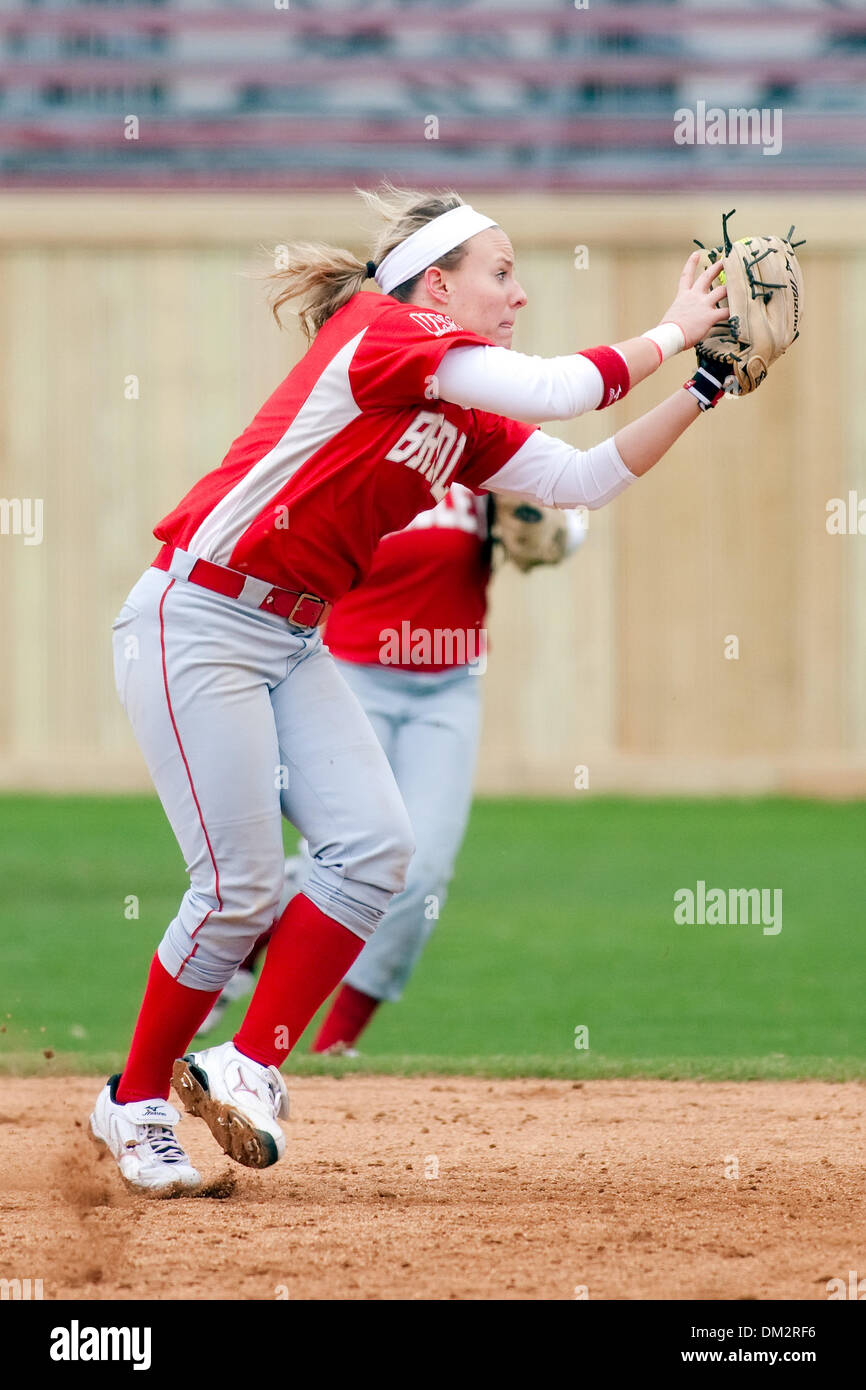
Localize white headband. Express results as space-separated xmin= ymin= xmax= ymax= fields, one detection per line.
xmin=374 ymin=205 xmax=497 ymax=295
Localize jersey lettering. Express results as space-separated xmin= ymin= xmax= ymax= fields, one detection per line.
xmin=386 ymin=410 xmax=468 ymax=502
xmin=401 ymin=485 xmax=486 ymax=536
xmin=408 ymin=311 xmax=464 ymax=338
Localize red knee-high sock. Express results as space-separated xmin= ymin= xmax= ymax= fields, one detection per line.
xmin=311 ymin=984 xmax=380 ymax=1053
xmin=116 ymin=954 xmax=220 ymax=1103
xmin=234 ymin=894 xmax=363 ymax=1067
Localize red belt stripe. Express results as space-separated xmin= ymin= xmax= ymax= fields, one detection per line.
xmin=152 ymin=545 xmax=330 ymax=628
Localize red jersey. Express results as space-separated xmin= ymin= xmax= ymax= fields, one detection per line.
xmin=154 ymin=294 xmax=536 ymax=605
xmin=324 ymin=484 xmax=489 ymax=671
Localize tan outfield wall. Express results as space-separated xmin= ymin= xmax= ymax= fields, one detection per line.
xmin=1 ymin=191 xmax=864 ymax=796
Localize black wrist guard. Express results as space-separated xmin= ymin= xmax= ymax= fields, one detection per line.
xmin=685 ymin=358 xmax=734 ymax=412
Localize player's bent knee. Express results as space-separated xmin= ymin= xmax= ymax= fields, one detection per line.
xmin=301 ymin=803 xmax=415 ymax=940
xmin=336 ymin=796 xmax=415 ymax=896
xmin=220 ymin=869 xmax=285 ymax=935
xmin=373 ymin=816 xmax=415 ymax=896
xmin=183 ymin=855 xmax=285 ymax=941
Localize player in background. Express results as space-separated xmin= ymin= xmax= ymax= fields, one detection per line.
xmin=195 ymin=488 xmax=587 ymax=1048
xmin=90 ymin=181 xmax=731 ymax=1195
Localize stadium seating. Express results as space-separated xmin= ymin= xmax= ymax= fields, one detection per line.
xmin=0 ymin=1 xmax=863 ymax=188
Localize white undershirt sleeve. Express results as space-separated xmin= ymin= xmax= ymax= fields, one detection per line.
xmin=481 ymin=429 xmax=636 ymax=510
xmin=435 ymin=344 xmax=605 ymax=421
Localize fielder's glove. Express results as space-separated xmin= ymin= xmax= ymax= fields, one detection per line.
xmin=685 ymin=210 xmax=805 ymax=410
xmin=490 ymin=498 xmax=570 ymax=573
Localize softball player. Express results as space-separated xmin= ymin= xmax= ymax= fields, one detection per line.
xmin=89 ymin=182 xmax=730 ymax=1194
xmin=196 ymin=486 xmax=587 ymax=1049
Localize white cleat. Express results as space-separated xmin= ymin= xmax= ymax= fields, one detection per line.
xmin=319 ymin=1041 xmax=361 ymax=1059
xmin=89 ymin=1076 xmax=203 ymax=1196
xmin=172 ymin=1041 xmax=289 ymax=1170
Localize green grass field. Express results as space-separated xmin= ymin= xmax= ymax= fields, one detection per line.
xmin=1 ymin=794 xmax=863 ymax=1079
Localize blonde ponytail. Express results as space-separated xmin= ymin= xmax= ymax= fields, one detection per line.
xmin=262 ymin=180 xmax=471 ymax=343
xmin=264 ymin=243 xmax=369 ymax=342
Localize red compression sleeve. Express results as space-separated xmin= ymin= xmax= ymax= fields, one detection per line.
xmin=234 ymin=894 xmax=364 ymax=1066
xmin=311 ymin=984 xmax=380 ymax=1052
xmin=578 ymin=345 xmax=631 ymax=408
xmin=117 ymin=955 xmax=220 ymax=1103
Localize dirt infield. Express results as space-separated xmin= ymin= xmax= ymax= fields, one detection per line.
xmin=1 ymin=1077 xmax=863 ymax=1301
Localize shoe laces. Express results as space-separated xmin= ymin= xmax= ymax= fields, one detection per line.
xmin=265 ymin=1066 xmax=289 ymax=1119
xmin=128 ymin=1123 xmax=187 ymax=1165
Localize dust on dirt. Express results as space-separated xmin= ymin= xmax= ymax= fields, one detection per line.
xmin=0 ymin=1076 xmax=862 ymax=1300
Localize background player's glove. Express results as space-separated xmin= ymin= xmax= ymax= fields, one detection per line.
xmin=691 ymin=211 xmax=805 ymax=396
xmin=490 ymin=499 xmax=570 ymax=572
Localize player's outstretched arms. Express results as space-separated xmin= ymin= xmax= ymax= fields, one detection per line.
xmin=436 ymin=343 xmax=624 ymax=422
xmin=482 ymin=430 xmax=633 ymax=510
xmin=612 ymin=252 xmax=730 ymax=386
xmin=613 ymin=389 xmax=702 ymax=479
xmin=435 ymin=252 xmax=728 ymax=424
xmin=481 ymin=385 xmax=706 ymax=510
